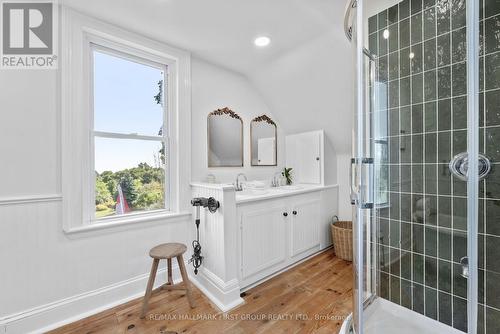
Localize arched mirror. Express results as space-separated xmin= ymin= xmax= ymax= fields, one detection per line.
xmin=207 ymin=107 xmax=243 ymax=167
xmin=251 ymin=115 xmax=277 ymax=166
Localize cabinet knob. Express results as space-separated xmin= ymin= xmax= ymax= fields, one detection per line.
xmin=316 ymin=157 xmax=320 ymax=161
xmin=293 ymin=211 xmax=297 ymax=215
xmin=283 ymin=212 xmax=288 ymax=217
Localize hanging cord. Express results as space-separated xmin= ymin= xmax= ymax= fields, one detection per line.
xmin=190 ymin=216 xmax=203 ymax=275
xmin=189 ymin=197 xmax=219 ymax=275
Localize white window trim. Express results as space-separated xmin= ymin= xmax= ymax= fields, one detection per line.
xmin=61 ymin=8 xmax=191 ymax=234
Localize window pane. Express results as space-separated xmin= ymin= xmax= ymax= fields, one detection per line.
xmin=93 ymin=50 xmax=165 ymax=136
xmin=94 ymin=137 xmax=165 ymax=219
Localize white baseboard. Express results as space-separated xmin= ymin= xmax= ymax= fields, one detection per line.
xmin=1 ymin=248 xmax=331 ymax=333
xmin=1 ymin=266 xmax=181 ymax=334
xmin=1 ymin=258 xmax=244 ymax=334
xmin=189 ymin=269 xmax=244 ymax=313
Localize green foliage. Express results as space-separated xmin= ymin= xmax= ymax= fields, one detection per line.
xmin=153 ymin=80 xmax=166 ymax=165
xmin=131 ymin=163 xmax=163 ymax=184
xmin=158 ymin=142 xmax=166 ymax=165
xmin=282 ymin=167 xmax=293 ymax=185
xmin=154 ymin=80 xmax=163 ymax=105
xmin=95 ymin=177 xmax=113 ymax=206
xmin=95 ymin=163 xmax=165 ymax=214
xmin=96 ymin=204 xmax=108 ymax=211
xmin=99 ymin=171 xmax=117 ymax=195
xmin=117 ymin=174 xmax=138 ymax=205
xmin=96 ymin=207 xmax=114 ymax=218
xmin=135 ymin=181 xmax=164 ymax=209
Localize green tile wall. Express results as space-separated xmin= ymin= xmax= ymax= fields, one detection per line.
xmin=369 ymin=0 xmax=500 ymax=333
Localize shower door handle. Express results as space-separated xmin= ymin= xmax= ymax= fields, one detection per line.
xmin=449 ymin=152 xmax=492 ymax=181
xmin=350 ymin=157 xmax=374 ymax=209
xmin=350 ymin=158 xmax=358 ymax=205
xmin=359 ymin=158 xmax=374 ymax=209
xmin=460 ymin=257 xmax=469 ymax=279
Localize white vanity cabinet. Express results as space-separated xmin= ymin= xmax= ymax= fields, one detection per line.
xmin=240 ymin=204 xmax=288 ymax=280
xmin=190 ymin=182 xmax=337 ymax=311
xmin=289 ymin=198 xmax=321 ymax=259
xmin=238 ymin=192 xmax=322 ymax=289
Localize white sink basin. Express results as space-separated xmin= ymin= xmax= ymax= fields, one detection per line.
xmin=277 ymin=185 xmax=303 ymax=190
xmin=236 ymin=189 xmax=269 ymax=196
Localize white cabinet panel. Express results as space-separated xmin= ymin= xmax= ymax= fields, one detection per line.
xmin=237 ymin=191 xmax=329 ymax=289
xmin=290 ymin=199 xmax=320 ymax=258
xmin=240 ymin=204 xmax=287 ymax=279
xmin=285 ymin=130 xmax=323 ymax=185
xmin=297 ymin=132 xmax=321 ymax=184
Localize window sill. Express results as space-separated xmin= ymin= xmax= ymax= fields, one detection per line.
xmin=63 ymin=211 xmax=191 ymax=237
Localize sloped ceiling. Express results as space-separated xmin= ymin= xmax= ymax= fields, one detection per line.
xmin=249 ymin=30 xmax=353 ymax=154
xmin=63 ymin=0 xmax=354 ymax=154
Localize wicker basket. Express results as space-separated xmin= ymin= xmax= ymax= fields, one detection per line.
xmin=331 ymin=217 xmax=353 ymax=261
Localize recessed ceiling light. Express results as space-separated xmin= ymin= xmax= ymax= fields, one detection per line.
xmin=382 ymin=29 xmax=390 ymax=39
xmin=409 ymin=52 xmax=415 ymax=59
xmin=254 ymin=36 xmax=271 ymax=47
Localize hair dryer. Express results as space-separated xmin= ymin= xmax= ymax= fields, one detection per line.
xmin=189 ymin=197 xmax=219 ymax=274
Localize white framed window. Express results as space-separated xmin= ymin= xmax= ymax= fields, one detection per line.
xmin=62 ymin=9 xmax=191 ymax=233
xmin=91 ymin=45 xmax=170 ymax=221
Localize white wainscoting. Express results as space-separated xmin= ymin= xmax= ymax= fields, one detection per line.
xmin=0 ymin=199 xmax=191 ymax=333
xmin=189 ymin=183 xmax=244 ymax=312
xmin=0 ymin=194 xmax=62 ymax=206
xmin=3 ymin=266 xmax=182 ymax=334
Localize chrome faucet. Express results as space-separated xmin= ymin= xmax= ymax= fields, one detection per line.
xmin=235 ymin=173 xmax=247 ymax=191
xmin=271 ymin=171 xmax=282 ymax=187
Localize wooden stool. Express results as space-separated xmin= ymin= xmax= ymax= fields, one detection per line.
xmin=140 ymin=243 xmax=195 ymax=318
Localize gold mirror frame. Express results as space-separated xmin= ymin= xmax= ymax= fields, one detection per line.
xmin=207 ymin=107 xmax=244 ymax=167
xmin=250 ymin=115 xmax=277 ymax=166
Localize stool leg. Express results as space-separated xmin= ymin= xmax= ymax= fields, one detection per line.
xmin=167 ymin=258 xmax=173 ymax=285
xmin=177 ymin=255 xmax=195 ymax=308
xmin=141 ymin=258 xmax=159 ymax=318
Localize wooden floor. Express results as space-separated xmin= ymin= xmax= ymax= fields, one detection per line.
xmin=49 ymin=249 xmax=353 ymax=334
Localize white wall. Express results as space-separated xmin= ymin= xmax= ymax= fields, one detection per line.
xmin=0 ymin=71 xmax=59 ymax=197
xmin=0 ymin=66 xmax=195 ymax=334
xmin=191 ymin=57 xmax=285 ymax=184
xmin=0 ymin=51 xmax=283 ymax=334
xmin=0 ymin=9 xmax=351 ymax=333
xmin=249 ymin=30 xmax=354 ymax=219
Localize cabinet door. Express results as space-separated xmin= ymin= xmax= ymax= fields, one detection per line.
xmin=285 ymin=131 xmax=322 ymax=184
xmin=297 ymin=131 xmax=321 ymax=184
xmin=290 ymin=199 xmax=321 ymax=258
xmin=240 ymin=205 xmax=287 ymax=279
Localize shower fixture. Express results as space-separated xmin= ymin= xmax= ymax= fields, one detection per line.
xmin=449 ymin=152 xmax=492 ymax=181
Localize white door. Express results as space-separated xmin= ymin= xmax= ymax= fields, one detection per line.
xmin=240 ymin=205 xmax=287 ymax=279
xmin=289 ymin=199 xmax=321 ymax=258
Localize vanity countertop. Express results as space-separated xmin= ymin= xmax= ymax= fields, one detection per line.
xmin=190 ymin=182 xmax=339 ymax=204
xmin=235 ymin=183 xmax=338 ymax=204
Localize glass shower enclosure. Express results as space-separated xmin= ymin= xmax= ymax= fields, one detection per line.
xmin=344 ymin=0 xmax=500 ymax=333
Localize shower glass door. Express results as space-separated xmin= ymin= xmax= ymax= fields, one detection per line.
xmin=349 ymin=0 xmax=500 ymax=333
